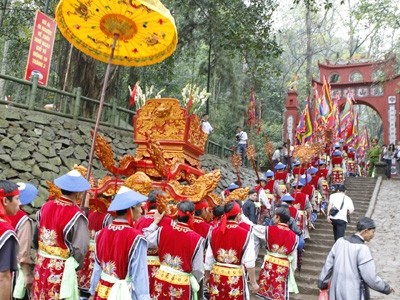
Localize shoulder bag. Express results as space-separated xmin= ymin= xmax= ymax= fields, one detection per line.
xmin=329 ymin=196 xmax=345 ymax=217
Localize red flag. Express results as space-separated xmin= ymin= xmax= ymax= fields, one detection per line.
xmin=129 ymin=81 xmax=139 ymax=107
xmin=187 ymin=94 xmax=194 ymax=112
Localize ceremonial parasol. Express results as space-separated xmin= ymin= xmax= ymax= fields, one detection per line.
xmin=55 ymin=0 xmax=178 ymax=182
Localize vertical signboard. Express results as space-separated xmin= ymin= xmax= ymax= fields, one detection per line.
xmin=24 ymin=11 xmax=56 ymax=86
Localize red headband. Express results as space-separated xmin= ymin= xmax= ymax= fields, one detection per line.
xmin=219 ymin=201 xmax=241 ymax=234
xmin=0 ymin=188 xmax=19 ymax=198
xmin=177 ymin=209 xmax=194 ymax=229
xmin=194 ymin=200 xmax=209 ymax=211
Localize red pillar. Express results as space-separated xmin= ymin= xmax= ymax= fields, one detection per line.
xmin=283 ymin=90 xmax=300 ymax=144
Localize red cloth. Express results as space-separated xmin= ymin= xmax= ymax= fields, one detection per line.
xmin=209 ymin=220 xmax=250 ymax=300
xmin=193 ymin=216 xmax=211 ymax=238
xmin=274 ymin=171 xmax=288 ymax=182
xmin=257 ymin=223 xmax=298 ymax=300
xmin=331 ymin=156 xmax=343 ymax=166
xmin=8 ymin=209 xmax=29 ymax=232
xmin=94 ymin=220 xmax=144 ymax=299
xmin=77 ymin=211 xmax=111 ymax=291
xmin=0 ymin=218 xmax=17 ymax=247
xmin=292 ymin=166 xmax=305 ymax=176
xmin=301 ymin=184 xmax=314 ymax=200
xmin=316 ymin=169 xmax=328 ymax=179
xmin=152 ymin=222 xmax=203 ymax=299
xmin=310 ymin=175 xmax=320 ymax=189
xmin=31 ymin=197 xmax=84 ymax=299
xmin=265 ymin=179 xmax=276 ymax=194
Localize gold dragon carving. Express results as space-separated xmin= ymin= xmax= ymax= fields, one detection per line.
xmin=124 ymin=172 xmax=153 ymax=195
xmin=225 ymin=187 xmax=250 ymax=202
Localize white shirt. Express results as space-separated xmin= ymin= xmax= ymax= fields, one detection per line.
xmin=237 ymin=131 xmax=248 ymax=144
xmin=329 ymin=192 xmax=354 ymax=222
xmin=272 ymin=149 xmax=281 ymax=160
xmin=201 ymin=120 xmax=213 ymax=134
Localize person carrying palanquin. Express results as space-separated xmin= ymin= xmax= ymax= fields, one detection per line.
xmin=77 ymin=191 xmax=113 ymax=296
xmin=193 ymin=199 xmax=212 ymax=239
xmin=9 ymin=182 xmax=38 ymax=299
xmin=144 ymin=200 xmax=204 ymax=300
xmin=205 ymin=200 xmax=259 ymax=300
xmin=291 ymin=180 xmax=312 ymax=239
xmin=89 ymin=186 xmax=151 ymax=299
xmin=274 ymin=162 xmax=289 ymax=193
xmin=331 ymin=149 xmax=345 ymax=186
xmin=257 ymin=206 xmax=298 ymax=300
xmin=0 ymin=180 xmax=20 ymax=300
xmin=31 ymin=170 xmax=90 ymax=299
xmin=135 ymin=189 xmax=173 ymax=296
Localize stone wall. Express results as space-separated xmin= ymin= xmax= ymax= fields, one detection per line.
xmin=0 ymin=107 xmax=259 ymax=207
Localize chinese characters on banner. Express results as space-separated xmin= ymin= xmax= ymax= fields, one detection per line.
xmin=24 ymin=11 xmax=56 ymax=86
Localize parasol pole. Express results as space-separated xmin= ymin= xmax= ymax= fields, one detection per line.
xmin=82 ymin=34 xmax=118 ymax=209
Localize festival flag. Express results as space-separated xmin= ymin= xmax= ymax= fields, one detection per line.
xmin=321 ymin=77 xmax=333 ymax=117
xmin=128 ymin=81 xmax=139 ymax=107
xmin=247 ymin=88 xmax=256 ymax=129
xmin=340 ymin=91 xmax=355 ymax=139
xmin=295 ymin=97 xmax=313 ymax=144
xmin=346 ymin=112 xmax=358 ymax=146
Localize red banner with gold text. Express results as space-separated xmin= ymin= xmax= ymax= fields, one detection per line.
xmin=24 ymin=11 xmax=56 ymax=86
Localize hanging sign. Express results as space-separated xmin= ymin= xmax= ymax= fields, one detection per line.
xmin=24 ymin=11 xmax=56 ymax=86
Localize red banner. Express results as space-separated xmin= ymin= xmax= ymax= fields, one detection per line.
xmin=24 ymin=11 xmax=56 ymax=86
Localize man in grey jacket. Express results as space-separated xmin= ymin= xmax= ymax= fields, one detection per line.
xmin=318 ymin=217 xmax=394 ymax=299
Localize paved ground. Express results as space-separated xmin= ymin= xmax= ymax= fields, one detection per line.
xmin=369 ymin=179 xmax=400 ymax=299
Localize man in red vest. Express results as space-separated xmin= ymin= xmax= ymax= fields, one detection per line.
xmin=0 ymin=180 xmax=20 ymax=300
xmin=257 ymin=206 xmax=298 ymax=300
xmin=193 ymin=199 xmax=212 ymax=239
xmin=90 ymin=186 xmax=151 ymax=299
xmin=145 ymin=200 xmax=205 ymax=300
xmin=205 ymin=201 xmax=259 ymax=299
xmin=9 ymin=182 xmax=38 ymax=299
xmin=32 ymin=170 xmax=90 ymax=299
xmin=135 ymin=189 xmax=173 ymax=295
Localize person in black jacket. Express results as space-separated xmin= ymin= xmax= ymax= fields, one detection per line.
xmin=242 ymin=189 xmax=258 ymax=224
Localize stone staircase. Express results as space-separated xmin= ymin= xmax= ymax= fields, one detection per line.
xmin=289 ymin=176 xmax=378 ymax=300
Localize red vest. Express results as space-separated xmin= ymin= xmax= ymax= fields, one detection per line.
xmin=288 ymin=206 xmax=298 ymax=220
xmin=301 ymin=184 xmax=314 ymax=200
xmin=265 ymin=180 xmax=276 ymax=194
xmin=210 ymin=221 xmax=250 ymax=266
xmin=38 ymin=197 xmax=84 ymax=255
xmin=310 ymin=175 xmax=320 ymax=189
xmin=316 ymin=169 xmax=328 ymax=179
xmin=291 ymin=191 xmax=307 ymax=210
xmin=292 ymin=167 xmax=305 ymax=176
xmin=158 ymin=222 xmax=203 ymax=273
xmin=0 ymin=218 xmax=17 ymax=250
xmin=9 ymin=209 xmax=30 ymax=232
xmin=332 ymin=156 xmax=343 ymax=166
xmin=348 ymin=152 xmax=355 ymax=160
xmin=275 ymin=171 xmax=288 ymax=182
xmin=95 ymin=220 xmax=143 ymax=279
xmin=136 ymin=211 xmax=173 ymax=233
xmin=266 ymin=223 xmax=297 ymax=255
xmin=193 ymin=216 xmax=211 ymax=239
xmin=88 ymin=211 xmax=111 ymax=234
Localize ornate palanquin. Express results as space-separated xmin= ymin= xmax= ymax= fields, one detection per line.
xmin=78 ymin=98 xmax=222 ymax=213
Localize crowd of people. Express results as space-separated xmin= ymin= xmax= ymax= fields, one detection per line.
xmin=0 ymin=137 xmax=396 ymax=300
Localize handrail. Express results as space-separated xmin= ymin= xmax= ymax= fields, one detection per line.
xmin=0 ymin=73 xmax=234 ymax=159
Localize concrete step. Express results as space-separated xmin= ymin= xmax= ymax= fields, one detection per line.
xmin=291 ymin=176 xmax=378 ymax=299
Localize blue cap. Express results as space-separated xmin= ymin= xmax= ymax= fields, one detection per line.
xmin=334 ymin=143 xmax=340 ymax=149
xmin=333 ymin=150 xmax=342 ymax=156
xmin=307 ymin=167 xmax=318 ymax=175
xmin=227 ymin=183 xmax=239 ymax=191
xmin=54 ymin=170 xmax=91 ymax=192
xmin=349 ymin=147 xmax=355 ymax=152
xmin=300 ymin=174 xmax=312 ymax=185
xmin=318 ymin=159 xmax=326 ymax=165
xmin=292 ymin=180 xmax=304 ymax=187
xmin=17 ymin=182 xmax=38 ymax=205
xmin=293 ymin=160 xmax=301 ymax=166
xmin=108 ymin=186 xmax=148 ymax=211
xmin=257 ymin=175 xmax=267 ymax=183
xmin=265 ymin=170 xmax=274 ymax=177
xmin=275 ymin=162 xmax=286 ymax=170
xmin=281 ymin=193 xmax=294 ymax=202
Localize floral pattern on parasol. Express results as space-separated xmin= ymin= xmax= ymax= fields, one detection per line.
xmin=55 ymin=0 xmax=178 ymax=66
